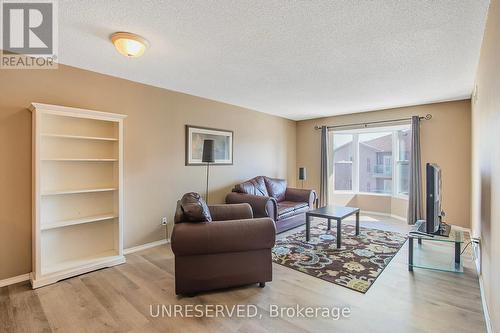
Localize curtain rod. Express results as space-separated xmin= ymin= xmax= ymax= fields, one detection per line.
xmin=313 ymin=114 xmax=432 ymax=130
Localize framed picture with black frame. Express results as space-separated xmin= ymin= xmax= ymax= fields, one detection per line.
xmin=185 ymin=125 xmax=234 ymax=165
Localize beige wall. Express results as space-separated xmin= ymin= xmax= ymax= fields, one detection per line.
xmin=391 ymin=197 xmax=408 ymax=220
xmin=332 ymin=193 xmax=407 ymax=218
xmin=471 ymin=0 xmax=500 ymax=330
xmin=0 ymin=65 xmax=296 ymax=280
xmin=296 ymin=100 xmax=471 ymax=228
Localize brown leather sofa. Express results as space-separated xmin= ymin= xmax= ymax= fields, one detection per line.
xmin=171 ymin=202 xmax=276 ymax=296
xmin=226 ymin=176 xmax=317 ymax=233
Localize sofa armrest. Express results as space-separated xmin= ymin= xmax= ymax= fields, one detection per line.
xmin=225 ymin=192 xmax=277 ymax=221
xmin=171 ymin=218 xmax=276 ymax=256
xmin=208 ymin=203 xmax=253 ymax=221
xmin=285 ymin=188 xmax=317 ymax=208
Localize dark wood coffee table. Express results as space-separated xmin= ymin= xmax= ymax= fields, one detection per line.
xmin=306 ymin=206 xmax=360 ymax=248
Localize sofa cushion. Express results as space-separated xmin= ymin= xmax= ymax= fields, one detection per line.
xmin=234 ymin=176 xmax=269 ymax=197
xmin=293 ymin=204 xmax=310 ymax=215
xmin=278 ymin=209 xmax=300 ymax=220
xmin=277 ymin=202 xmax=295 ymax=216
xmin=264 ymin=177 xmax=287 ymax=202
xmin=180 ymin=192 xmax=212 ymax=222
xmin=277 ymin=201 xmax=308 ymax=217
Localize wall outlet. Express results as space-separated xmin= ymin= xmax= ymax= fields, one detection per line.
xmin=161 ymin=217 xmax=168 ymax=226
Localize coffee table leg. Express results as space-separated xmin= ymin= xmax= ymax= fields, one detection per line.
xmin=455 ymin=241 xmax=461 ymax=265
xmin=306 ymin=214 xmax=310 ymax=242
xmin=408 ymin=236 xmax=414 ymax=271
xmin=355 ymin=211 xmax=360 ymax=235
xmin=327 ymin=218 xmax=331 ymax=230
xmin=336 ymin=219 xmax=341 ymax=249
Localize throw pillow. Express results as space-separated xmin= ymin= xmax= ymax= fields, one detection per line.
xmin=234 ymin=176 xmax=269 ymax=196
xmin=264 ymin=177 xmax=287 ymax=201
xmin=180 ymin=192 xmax=212 ymax=222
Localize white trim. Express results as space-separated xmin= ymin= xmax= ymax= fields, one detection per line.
xmin=353 ymin=134 xmax=359 ymax=192
xmin=0 ymin=273 xmax=31 ymax=288
xmin=478 ymin=276 xmax=493 ymax=333
xmin=124 ymin=239 xmax=169 ymax=255
xmin=118 ymin=119 xmax=125 ymax=257
xmin=333 ymin=191 xmax=409 ymax=200
xmin=29 ymin=103 xmax=127 ymax=120
xmin=392 ymin=131 xmax=398 ymax=197
xmin=357 ymin=191 xmax=392 ymax=197
xmin=333 ymin=190 xmax=356 ymax=195
xmin=472 ymin=242 xmax=493 ymax=333
xmin=473 ymin=241 xmax=481 ymax=274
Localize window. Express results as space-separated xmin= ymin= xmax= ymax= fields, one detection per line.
xmin=359 ymin=132 xmax=393 ymax=194
xmin=333 ymin=134 xmax=354 ymax=191
xmin=396 ymin=129 xmax=410 ymax=195
xmin=332 ymin=125 xmax=410 ymax=197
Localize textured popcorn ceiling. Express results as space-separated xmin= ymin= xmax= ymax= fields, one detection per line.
xmin=58 ymin=0 xmax=490 ymax=120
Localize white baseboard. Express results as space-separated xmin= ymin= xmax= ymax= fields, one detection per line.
xmin=0 ymin=273 xmax=30 ymax=288
xmin=478 ymin=271 xmax=493 ymax=333
xmin=473 ymin=241 xmax=481 ymax=274
xmin=473 ymin=242 xmax=492 ymax=333
xmin=124 ymin=239 xmax=169 ymax=255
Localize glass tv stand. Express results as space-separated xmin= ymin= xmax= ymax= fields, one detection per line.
xmin=408 ymin=220 xmax=465 ymax=273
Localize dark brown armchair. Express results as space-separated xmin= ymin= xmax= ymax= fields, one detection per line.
xmin=226 ymin=176 xmax=316 ymax=233
xmin=171 ymin=202 xmax=276 ymax=296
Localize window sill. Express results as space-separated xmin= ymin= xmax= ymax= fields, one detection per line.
xmin=333 ymin=191 xmax=409 ymax=200
xmin=358 ymin=191 xmax=393 ymax=197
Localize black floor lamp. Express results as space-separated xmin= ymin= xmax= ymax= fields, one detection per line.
xmin=202 ymin=139 xmax=215 ymax=203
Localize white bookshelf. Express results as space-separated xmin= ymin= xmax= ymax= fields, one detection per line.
xmin=30 ymin=103 xmax=127 ymax=288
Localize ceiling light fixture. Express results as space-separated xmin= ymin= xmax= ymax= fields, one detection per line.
xmin=111 ymin=32 xmax=149 ymax=58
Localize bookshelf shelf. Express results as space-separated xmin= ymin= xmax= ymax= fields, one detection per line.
xmin=41 ymin=213 xmax=118 ymax=230
xmin=42 ymin=187 xmax=117 ymax=196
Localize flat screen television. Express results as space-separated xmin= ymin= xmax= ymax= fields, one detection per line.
xmin=426 ymin=163 xmax=442 ymax=234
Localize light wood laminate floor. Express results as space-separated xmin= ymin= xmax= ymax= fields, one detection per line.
xmin=0 ymin=215 xmax=486 ymax=333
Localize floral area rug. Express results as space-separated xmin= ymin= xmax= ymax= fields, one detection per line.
xmin=272 ymin=223 xmax=407 ymax=293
